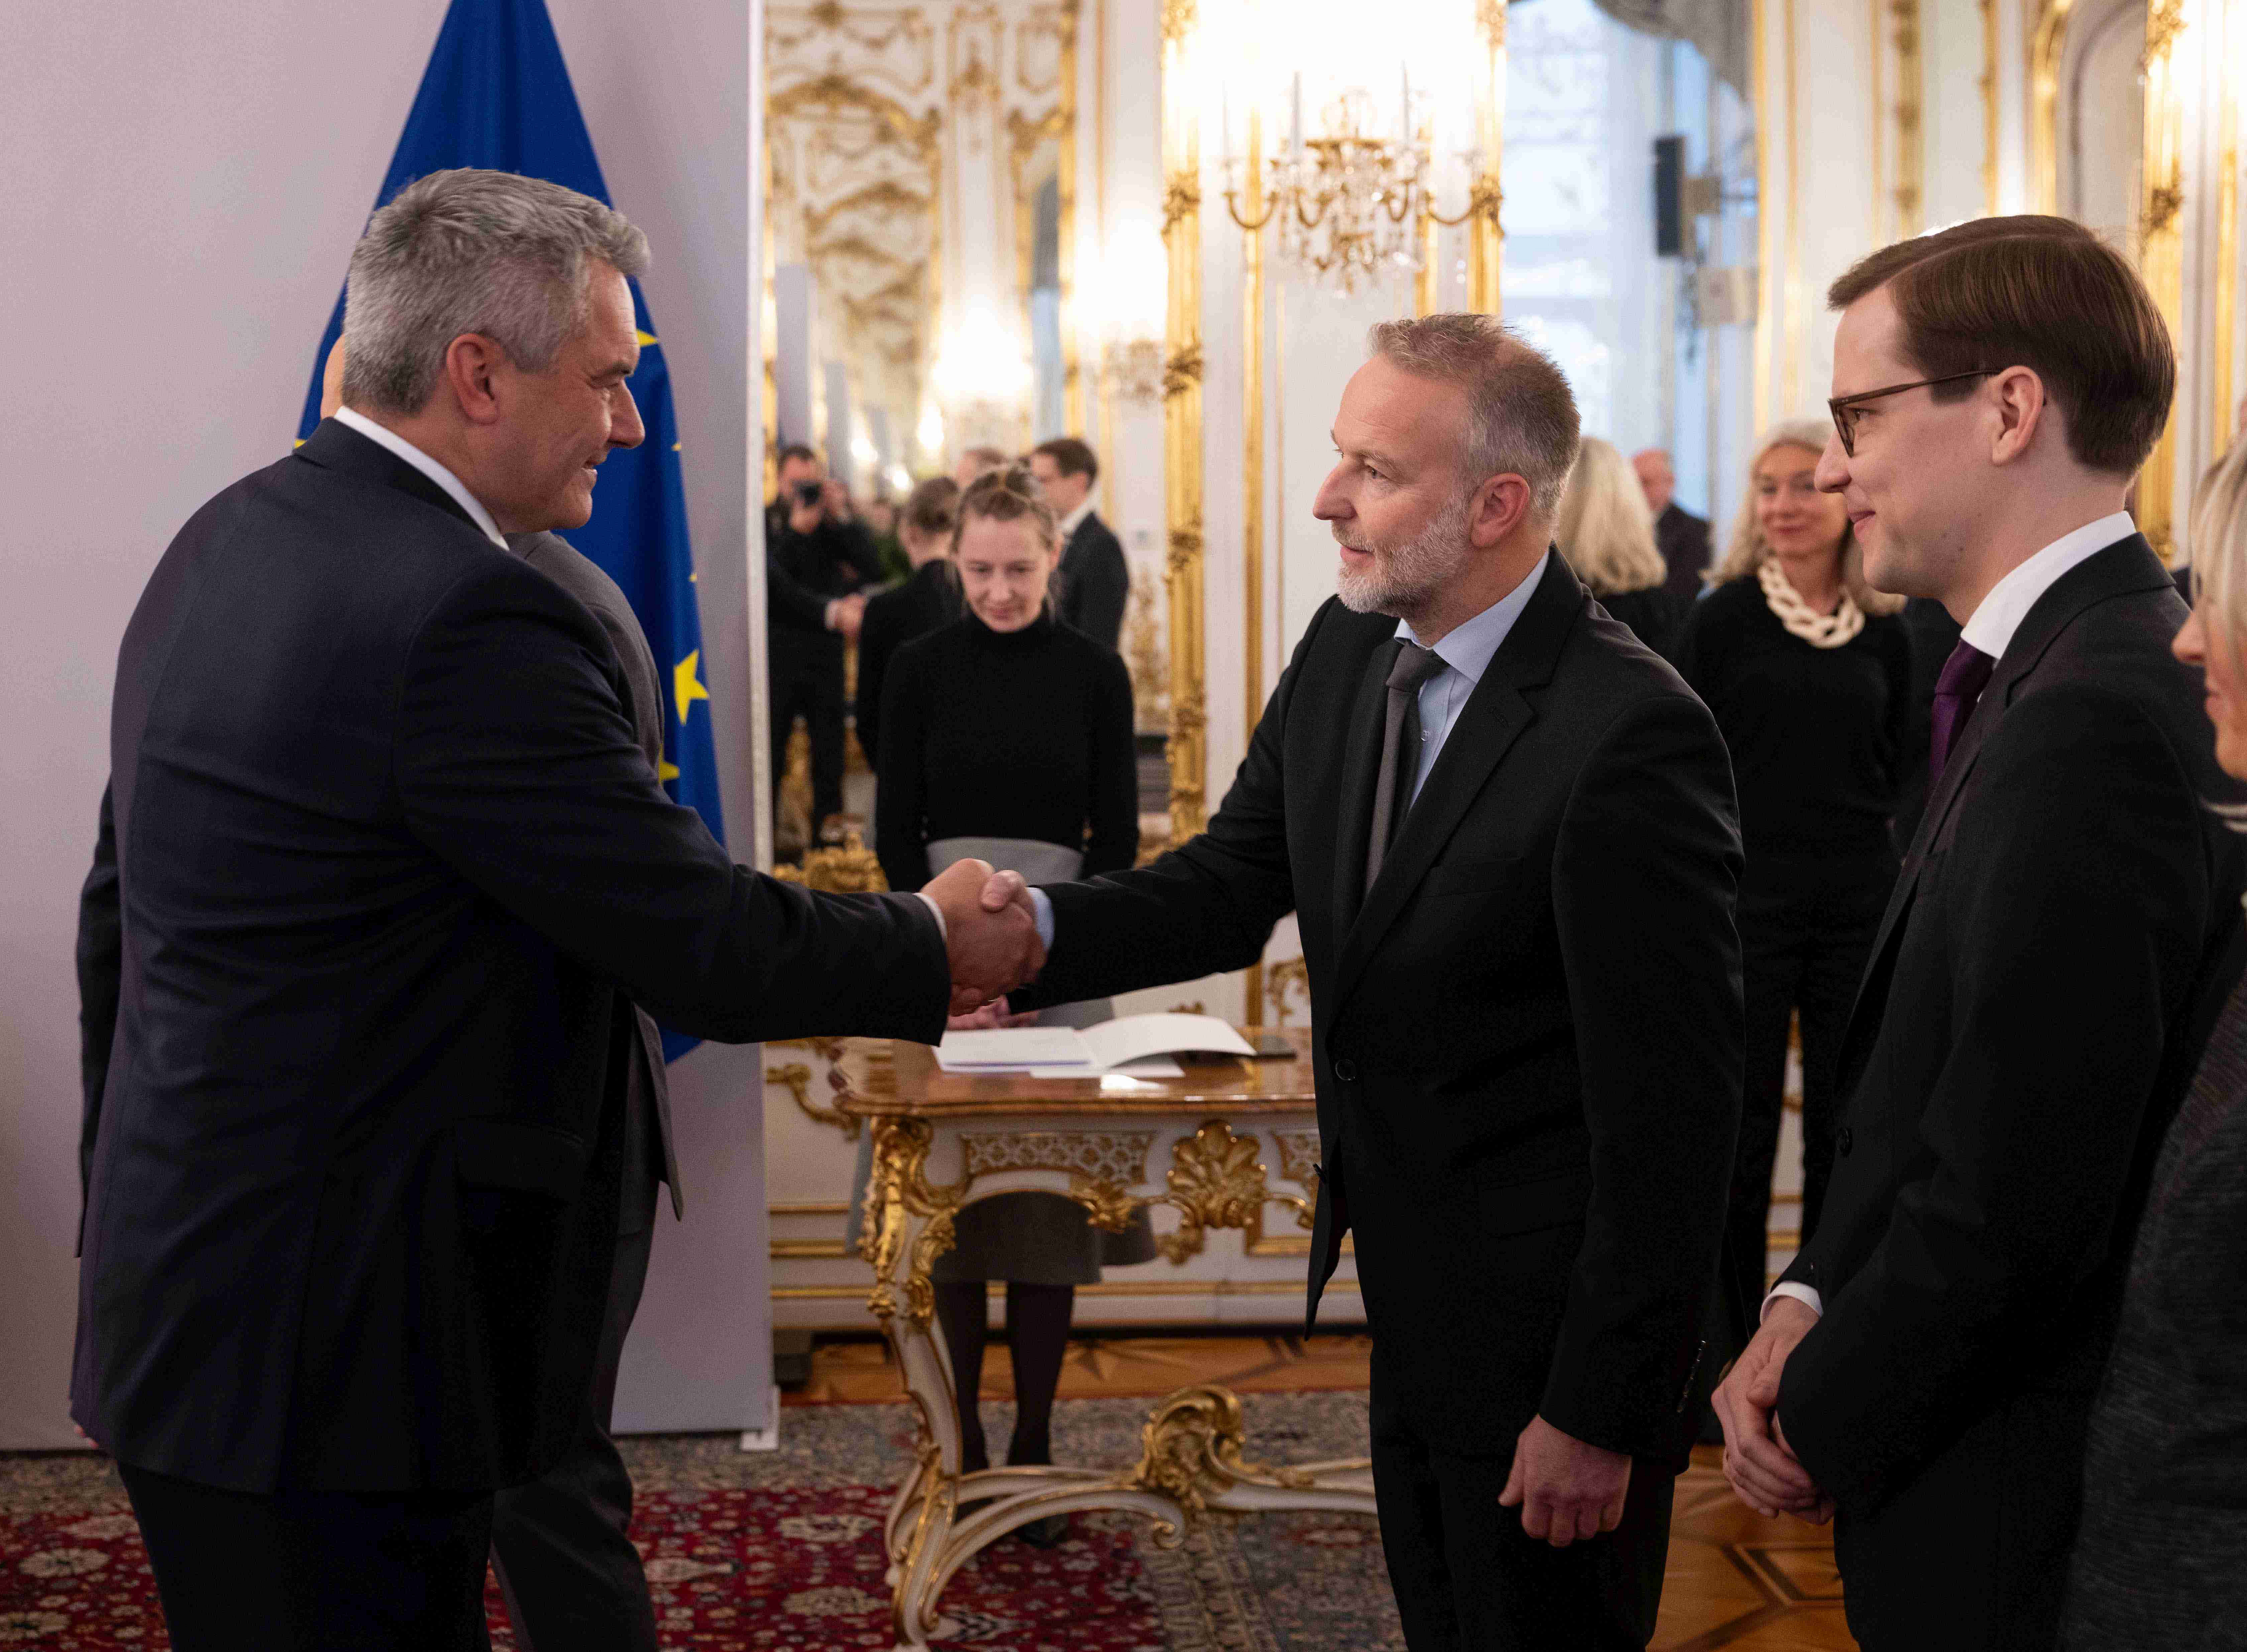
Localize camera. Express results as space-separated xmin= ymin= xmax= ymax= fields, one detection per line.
xmin=792 ymin=480 xmax=823 ymax=508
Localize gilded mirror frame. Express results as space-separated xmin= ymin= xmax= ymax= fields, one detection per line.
xmin=763 ymin=2 xmax=1116 ymax=870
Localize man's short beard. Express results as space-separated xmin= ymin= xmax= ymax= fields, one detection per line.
xmin=1335 ymin=488 xmax=1476 ymax=618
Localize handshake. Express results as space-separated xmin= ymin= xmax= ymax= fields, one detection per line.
xmin=922 ymin=858 xmax=1046 ymax=1015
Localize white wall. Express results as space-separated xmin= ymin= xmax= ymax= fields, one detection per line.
xmin=2 ymin=0 xmax=768 ymax=1449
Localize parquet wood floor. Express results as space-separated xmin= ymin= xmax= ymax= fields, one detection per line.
xmin=788 ymin=1331 xmax=1857 ymax=1648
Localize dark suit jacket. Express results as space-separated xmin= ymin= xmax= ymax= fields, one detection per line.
xmin=73 ymin=420 xmax=947 ymax=1495
xmin=513 ymin=530 xmax=680 ymax=1234
xmin=1014 ymin=555 xmax=1745 ymax=1461
xmin=1594 ymin=586 xmax=1685 ymax=661
xmin=1656 ymin=502 xmax=1711 ymax=602
xmin=1055 ymin=508 xmax=1127 ymax=651
xmin=1774 ymin=537 xmax=2247 ymax=1644
xmin=856 ymin=559 xmax=961 ymax=776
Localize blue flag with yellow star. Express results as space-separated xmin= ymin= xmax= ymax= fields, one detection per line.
xmin=296 ymin=0 xmax=723 ymax=1060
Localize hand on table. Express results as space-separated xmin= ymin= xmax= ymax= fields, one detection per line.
xmin=1497 ymin=1415 xmax=1632 ymax=1547
xmin=1713 ymin=1295 xmax=1832 ymax=1522
xmin=923 ymin=859 xmax=1045 ymax=1014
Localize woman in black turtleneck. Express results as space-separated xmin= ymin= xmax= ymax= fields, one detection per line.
xmin=1672 ymin=420 xmax=1912 ymax=1335
xmin=871 ymin=467 xmax=1146 ymax=1543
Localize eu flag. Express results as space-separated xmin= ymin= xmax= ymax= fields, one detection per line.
xmin=296 ymin=0 xmax=723 ymax=1060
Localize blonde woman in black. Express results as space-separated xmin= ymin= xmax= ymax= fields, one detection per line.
xmin=1557 ymin=436 xmax=1686 ymax=657
xmin=1672 ymin=420 xmax=1912 ymax=1324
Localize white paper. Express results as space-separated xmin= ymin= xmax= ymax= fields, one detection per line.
xmin=1025 ymin=1055 xmax=1186 ymax=1080
xmin=934 ymin=1027 xmax=1091 ymax=1071
xmin=1077 ymin=1014 xmax=1256 ymax=1070
xmin=934 ymin=1014 xmax=1252 ymax=1075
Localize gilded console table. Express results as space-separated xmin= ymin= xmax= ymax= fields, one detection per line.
xmin=834 ymin=1031 xmax=1377 ymax=1651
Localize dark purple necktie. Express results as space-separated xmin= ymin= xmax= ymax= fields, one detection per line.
xmin=1929 ymin=638 xmax=1996 ymax=783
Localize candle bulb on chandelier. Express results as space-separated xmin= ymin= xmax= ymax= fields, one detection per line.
xmin=1290 ymin=71 xmax=1303 ymax=158
xmin=1401 ymin=63 xmax=1411 ymax=144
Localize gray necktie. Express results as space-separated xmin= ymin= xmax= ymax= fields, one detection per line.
xmin=1365 ymin=640 xmax=1448 ymax=890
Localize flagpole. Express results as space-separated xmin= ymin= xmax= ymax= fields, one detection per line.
xmin=746 ymin=0 xmax=774 ymax=871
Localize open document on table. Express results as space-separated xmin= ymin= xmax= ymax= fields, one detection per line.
xmin=933 ymin=1013 xmax=1259 ymax=1077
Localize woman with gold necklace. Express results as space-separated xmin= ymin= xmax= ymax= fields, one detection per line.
xmin=1673 ymin=419 xmax=1913 ymax=1335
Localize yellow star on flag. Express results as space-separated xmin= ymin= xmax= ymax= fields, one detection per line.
xmin=673 ymin=650 xmax=710 ymax=725
xmin=637 ymin=330 xmax=659 ymax=347
xmin=658 ymin=757 xmax=681 ymax=783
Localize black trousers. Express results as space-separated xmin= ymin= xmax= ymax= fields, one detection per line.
xmin=769 ymin=634 xmax=847 ymax=831
xmin=1728 ymin=848 xmax=1895 ymax=1318
xmin=1369 ymin=1382 xmax=1676 ymax=1650
xmin=490 ymin=1222 xmax=659 ymax=1652
xmin=120 ymin=1461 xmax=494 ymax=1652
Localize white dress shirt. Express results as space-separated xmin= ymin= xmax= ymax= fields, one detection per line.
xmin=332 ymin=407 xmax=509 ymax=551
xmin=1026 ymin=553 xmax=1552 ymax=950
xmin=1764 ymin=509 xmax=2138 ymax=1325
xmin=1057 ymin=497 xmax=1095 ymax=541
xmin=1394 ymin=550 xmax=1549 ymax=805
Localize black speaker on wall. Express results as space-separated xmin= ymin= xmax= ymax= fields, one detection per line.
xmin=1654 ymin=134 xmax=1685 ymax=257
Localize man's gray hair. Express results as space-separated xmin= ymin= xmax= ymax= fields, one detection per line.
xmin=341 ymin=168 xmax=650 ymax=415
xmin=1366 ymin=314 xmax=1581 ymax=519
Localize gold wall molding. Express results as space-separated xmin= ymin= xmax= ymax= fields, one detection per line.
xmin=1981 ymin=0 xmax=2001 ymax=214
xmin=1264 ymin=955 xmax=1309 ymax=1026
xmin=1752 ymin=0 xmax=1773 ymax=431
xmin=2138 ymin=0 xmax=2188 ymax=560
xmin=1471 ymin=0 xmax=1507 ymax=313
xmin=1162 ymin=0 xmax=1209 ymax=838
xmin=768 ymin=1060 xmax=865 ymax=1139
xmin=2027 ymin=0 xmax=2075 ymax=213
xmin=1887 ymin=0 xmax=1925 ymax=239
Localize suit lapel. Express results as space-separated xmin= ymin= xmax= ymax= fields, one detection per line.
xmin=1328 ymin=555 xmax=1583 ymax=1018
xmin=1840 ymin=534 xmax=2175 ymax=1061
xmin=1329 ymin=642 xmax=1396 ymax=936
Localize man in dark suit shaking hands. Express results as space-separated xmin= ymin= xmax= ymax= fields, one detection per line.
xmin=995 ymin=316 xmax=1746 ymax=1647
xmin=72 ymin=168 xmax=1042 ymax=1652
xmin=1715 ymin=217 xmax=2247 ymax=1650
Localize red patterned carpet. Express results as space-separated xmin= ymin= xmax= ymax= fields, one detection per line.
xmin=1 ymin=1488 xmax=1165 ymax=1650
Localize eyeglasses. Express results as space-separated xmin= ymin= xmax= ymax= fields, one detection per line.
xmin=1826 ymin=370 xmax=1996 ymax=456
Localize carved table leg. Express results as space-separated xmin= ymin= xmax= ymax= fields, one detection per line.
xmin=856 ymin=1117 xmax=1380 ymax=1649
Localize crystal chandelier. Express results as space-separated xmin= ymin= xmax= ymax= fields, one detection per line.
xmin=1199 ymin=0 xmax=1502 ymax=301
xmin=1227 ymin=89 xmax=1491 ymax=292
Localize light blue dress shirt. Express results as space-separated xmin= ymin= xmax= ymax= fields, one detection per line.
xmin=1025 ymin=552 xmax=1551 ymax=950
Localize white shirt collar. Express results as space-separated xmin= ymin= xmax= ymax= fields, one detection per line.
xmin=1959 ymin=510 xmax=2136 ymax=661
xmin=333 ymin=407 xmax=509 ymax=551
xmin=1058 ymin=498 xmax=1096 ymax=539
xmin=1395 ymin=550 xmax=1551 ymax=686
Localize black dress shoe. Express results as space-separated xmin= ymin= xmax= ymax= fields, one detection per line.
xmin=1016 ymin=1513 xmax=1070 ymax=1548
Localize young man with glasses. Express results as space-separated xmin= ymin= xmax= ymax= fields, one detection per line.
xmin=1713 ymin=215 xmax=2247 ymax=1649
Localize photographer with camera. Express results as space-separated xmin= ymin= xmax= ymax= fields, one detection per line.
xmin=766 ymin=443 xmax=883 ymax=841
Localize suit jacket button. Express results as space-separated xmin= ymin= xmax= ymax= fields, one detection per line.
xmin=1837 ymin=1125 xmax=1854 ymax=1156
xmin=1332 ymin=1057 xmax=1357 ymax=1082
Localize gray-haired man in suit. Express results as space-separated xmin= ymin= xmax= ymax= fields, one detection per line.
xmin=323 ymin=343 xmax=675 ymax=1652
